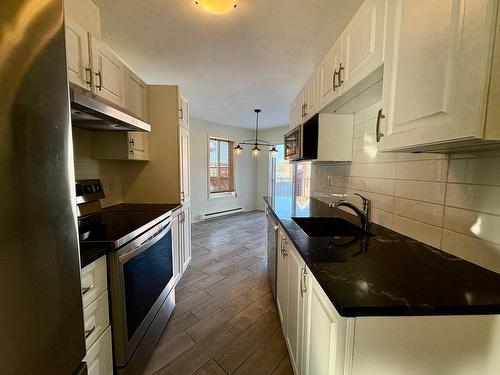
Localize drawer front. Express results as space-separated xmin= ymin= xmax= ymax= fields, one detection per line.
xmin=81 ymin=256 xmax=107 ymax=309
xmin=83 ymin=291 xmax=110 ymax=350
xmin=84 ymin=326 xmax=113 ymax=375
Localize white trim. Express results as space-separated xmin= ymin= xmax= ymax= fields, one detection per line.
xmin=206 ymin=133 xmax=237 ymax=200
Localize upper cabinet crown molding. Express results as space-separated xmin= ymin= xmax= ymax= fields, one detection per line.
xmin=379 ymin=0 xmax=500 ymax=152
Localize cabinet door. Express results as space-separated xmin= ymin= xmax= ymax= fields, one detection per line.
xmin=276 ymin=231 xmax=288 ymax=332
xmin=379 ymin=0 xmax=497 ymax=152
xmin=179 ymin=127 xmax=191 ymax=203
xmin=125 ymin=67 xmax=148 ymax=121
xmin=65 ymin=18 xmax=91 ymax=89
xmin=91 ymin=36 xmax=126 ymax=107
xmin=127 ymin=132 xmax=149 ymax=161
xmin=179 ymin=94 xmax=190 ymax=130
xmin=302 ymin=270 xmax=347 ymax=375
xmin=84 ymin=326 xmax=113 ymax=375
xmin=319 ymin=38 xmax=342 ymax=110
xmin=341 ymin=0 xmax=385 ymax=93
xmin=171 ymin=213 xmax=182 ymax=284
xmin=290 ymin=98 xmax=300 ymax=130
xmin=305 ymin=69 xmax=320 ymax=120
xmin=181 ymin=204 xmax=192 ymax=270
xmin=285 ymin=241 xmax=306 ymax=374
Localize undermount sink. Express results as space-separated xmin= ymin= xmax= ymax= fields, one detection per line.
xmin=292 ymin=217 xmax=369 ymax=238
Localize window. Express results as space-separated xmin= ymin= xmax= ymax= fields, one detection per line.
xmin=209 ymin=137 xmax=235 ymax=197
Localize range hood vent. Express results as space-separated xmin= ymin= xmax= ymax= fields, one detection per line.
xmin=70 ymin=85 xmax=151 ymax=132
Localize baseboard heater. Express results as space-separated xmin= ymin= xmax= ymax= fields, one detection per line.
xmin=202 ymin=207 xmax=243 ymax=220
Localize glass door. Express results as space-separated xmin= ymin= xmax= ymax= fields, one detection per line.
xmin=270 ymin=144 xmax=294 ymax=199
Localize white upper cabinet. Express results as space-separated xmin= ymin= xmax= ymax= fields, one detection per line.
xmin=285 ymin=240 xmax=306 ymax=374
xmin=65 ymin=18 xmax=91 ymax=90
xmin=341 ymin=0 xmax=385 ymax=92
xmin=379 ymin=0 xmax=500 ymax=152
xmin=90 ymin=35 xmax=126 ymax=108
xmin=319 ymin=38 xmax=343 ymax=110
xmin=179 ymin=126 xmax=191 ymax=203
xmin=125 ymin=67 xmax=148 ymax=121
xmin=179 ymin=94 xmax=190 ymax=129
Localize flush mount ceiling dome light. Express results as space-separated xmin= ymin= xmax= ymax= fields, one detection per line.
xmin=195 ymin=0 xmax=239 ymax=14
xmin=234 ymin=109 xmax=277 ymax=158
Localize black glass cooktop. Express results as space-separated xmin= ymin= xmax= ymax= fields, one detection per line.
xmin=78 ymin=203 xmax=181 ymax=248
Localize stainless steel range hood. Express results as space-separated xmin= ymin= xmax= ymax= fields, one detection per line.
xmin=70 ymin=85 xmax=151 ymax=132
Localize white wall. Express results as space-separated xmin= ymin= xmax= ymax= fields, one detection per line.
xmin=255 ymin=126 xmax=289 ymax=210
xmin=190 ymin=117 xmax=258 ymax=222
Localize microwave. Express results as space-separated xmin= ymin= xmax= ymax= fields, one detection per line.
xmin=284 ymin=115 xmax=319 ymax=161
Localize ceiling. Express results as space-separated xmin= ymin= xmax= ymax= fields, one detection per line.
xmin=93 ymin=0 xmax=363 ymax=128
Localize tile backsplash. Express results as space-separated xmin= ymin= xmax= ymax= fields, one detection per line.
xmin=73 ymin=128 xmax=123 ymax=207
xmin=311 ymin=102 xmax=500 ymax=274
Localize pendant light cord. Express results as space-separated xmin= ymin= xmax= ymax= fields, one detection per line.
xmin=254 ymin=110 xmax=259 ymax=145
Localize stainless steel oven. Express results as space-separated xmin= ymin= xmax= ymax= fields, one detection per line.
xmin=284 ymin=126 xmax=302 ymax=161
xmin=107 ymin=213 xmax=175 ymax=374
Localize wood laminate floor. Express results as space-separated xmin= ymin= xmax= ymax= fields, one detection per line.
xmin=144 ymin=211 xmax=293 ymax=375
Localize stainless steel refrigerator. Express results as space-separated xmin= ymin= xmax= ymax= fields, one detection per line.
xmin=0 ymin=1 xmax=87 ymax=374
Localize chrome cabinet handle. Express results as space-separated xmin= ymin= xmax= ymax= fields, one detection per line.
xmin=180 ymin=191 xmax=185 ymax=202
xmin=338 ymin=63 xmax=344 ymax=87
xmin=85 ymin=326 xmax=96 ymax=339
xmin=333 ymin=69 xmax=339 ymax=91
xmin=95 ymin=71 xmax=102 ymax=91
xmin=376 ymin=109 xmax=385 ymax=142
xmin=85 ymin=66 xmax=93 ymax=87
xmin=300 ymin=267 xmax=308 ymax=297
xmin=303 ymin=103 xmax=308 ymax=117
xmin=82 ymin=283 xmax=94 ymax=295
xmin=179 ymin=108 xmax=183 ymax=120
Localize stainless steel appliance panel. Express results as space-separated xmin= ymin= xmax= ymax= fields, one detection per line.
xmin=0 ymin=1 xmax=86 ymax=373
xmin=284 ymin=126 xmax=302 ymax=161
xmin=266 ymin=209 xmax=279 ymax=298
xmin=108 ymin=217 xmax=175 ymax=371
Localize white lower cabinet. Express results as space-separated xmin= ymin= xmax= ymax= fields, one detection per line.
xmin=84 ymin=326 xmax=113 ymax=375
xmin=301 ymin=270 xmax=347 ymax=375
xmin=276 ymin=231 xmax=288 ymax=331
xmin=284 ymin=238 xmax=306 ymax=374
xmin=275 ymin=226 xmax=500 ymax=375
xmin=173 ymin=204 xmax=192 ymax=284
xmin=81 ymin=257 xmax=113 ymax=375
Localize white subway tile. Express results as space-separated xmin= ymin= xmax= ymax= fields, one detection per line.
xmin=395 ymin=180 xmax=446 ymax=204
xmin=443 ymin=207 xmax=500 ymax=245
xmin=350 ymin=162 xmax=397 ymax=179
xmin=392 ymin=215 xmax=442 ymax=248
xmin=394 ymin=198 xmax=444 ymax=226
xmin=441 ymin=230 xmax=500 ymax=274
xmin=371 ymin=208 xmax=393 ymax=229
xmin=446 ymin=184 xmax=500 ymax=216
xmin=396 ymin=159 xmax=448 ymax=182
xmin=448 ymin=157 xmax=500 ymax=186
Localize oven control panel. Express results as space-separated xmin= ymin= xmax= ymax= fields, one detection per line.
xmin=76 ymin=179 xmax=105 ymax=204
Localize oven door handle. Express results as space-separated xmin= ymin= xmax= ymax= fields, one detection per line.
xmin=119 ymin=220 xmax=172 ymax=264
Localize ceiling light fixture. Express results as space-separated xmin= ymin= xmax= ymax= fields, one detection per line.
xmin=194 ymin=0 xmax=239 ymax=14
xmin=234 ymin=109 xmax=277 ymax=158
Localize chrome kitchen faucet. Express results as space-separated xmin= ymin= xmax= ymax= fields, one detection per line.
xmin=329 ymin=193 xmax=371 ymax=232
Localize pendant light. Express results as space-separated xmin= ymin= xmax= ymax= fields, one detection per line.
xmin=234 ymin=109 xmax=277 ymax=158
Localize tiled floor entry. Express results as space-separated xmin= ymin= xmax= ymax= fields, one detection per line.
xmin=144 ymin=211 xmax=293 ymax=375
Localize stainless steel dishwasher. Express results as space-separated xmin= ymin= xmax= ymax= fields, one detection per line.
xmin=266 ymin=207 xmax=279 ymax=298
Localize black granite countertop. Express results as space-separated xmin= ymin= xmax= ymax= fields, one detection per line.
xmin=79 ymin=203 xmax=182 ymax=268
xmin=264 ymin=196 xmax=500 ymax=317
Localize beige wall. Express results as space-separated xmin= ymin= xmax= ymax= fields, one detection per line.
xmin=190 ymin=118 xmax=258 ymax=222
xmin=310 ymin=102 xmax=500 ymax=274
xmin=73 ymin=128 xmax=123 ymax=207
